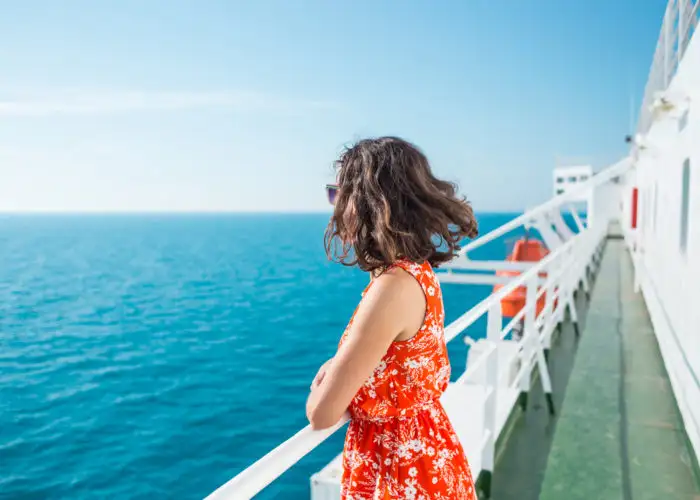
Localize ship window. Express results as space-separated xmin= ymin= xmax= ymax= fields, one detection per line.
xmin=556 ymin=188 xmax=564 ymax=195
xmin=680 ymin=159 xmax=690 ymax=254
xmin=568 ymin=176 xmax=577 ymax=182
xmin=679 ymin=109 xmax=689 ymax=132
xmin=556 ymin=177 xmax=564 ymax=183
xmin=580 ymin=175 xmax=589 ymax=181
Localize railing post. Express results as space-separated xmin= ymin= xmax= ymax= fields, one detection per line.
xmin=589 ymin=229 xmax=602 ymax=281
xmin=564 ymin=244 xmax=580 ymax=337
xmin=580 ymin=246 xmax=591 ymax=301
xmin=534 ymin=321 xmax=556 ymax=417
xmin=554 ymin=248 xmax=568 ymax=332
xmin=589 ymin=232 xmax=599 ymax=296
xmin=593 ymin=233 xmax=603 ymax=274
xmin=519 ymin=274 xmax=537 ymax=410
xmin=559 ymin=242 xmax=582 ymax=336
xmin=542 ymin=259 xmax=556 ymax=364
xmin=633 ymin=251 xmax=643 ymax=293
xmin=479 ymin=302 xmax=501 ymax=499
xmin=593 ymin=230 xmax=603 ymax=273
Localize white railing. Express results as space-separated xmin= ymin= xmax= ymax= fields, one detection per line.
xmin=206 ymin=161 xmax=630 ymax=500
xmin=449 ymin=157 xmax=631 ymax=259
xmin=636 ymin=0 xmax=700 ymax=135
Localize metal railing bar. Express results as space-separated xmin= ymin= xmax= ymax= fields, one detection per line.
xmin=637 ymin=0 xmax=699 ymax=134
xmin=501 ymin=308 xmax=527 ymax=340
xmin=210 ymin=194 xmax=613 ymax=499
xmin=438 ymin=273 xmax=547 ymax=287
xmin=457 ymin=158 xmax=631 ymax=255
xmin=442 ymin=260 xmax=535 ymax=272
xmin=479 ymin=430 xmax=492 ymax=452
xmin=509 ymin=349 xmax=538 ymax=389
xmin=205 ymin=418 xmax=349 ymax=500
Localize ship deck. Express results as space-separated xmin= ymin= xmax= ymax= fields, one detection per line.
xmin=492 ymin=237 xmax=700 ymax=499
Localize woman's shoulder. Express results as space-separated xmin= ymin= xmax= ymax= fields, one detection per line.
xmin=365 ymin=262 xmax=426 ymax=304
xmin=389 ymin=260 xmax=436 ymax=285
xmin=372 ymin=260 xmax=436 ymax=303
xmin=373 ymin=263 xmax=423 ymax=293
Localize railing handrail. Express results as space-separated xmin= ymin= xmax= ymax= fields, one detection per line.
xmin=207 ymin=223 xmax=610 ymax=499
xmin=206 ymin=238 xmax=573 ymax=499
xmin=206 ymin=419 xmax=348 ymax=500
xmin=636 ymin=0 xmax=699 ymax=135
xmin=443 ymin=233 xmax=578 ymax=344
xmin=207 ymin=158 xmax=622 ymax=499
xmin=457 ymin=157 xmax=631 ymax=255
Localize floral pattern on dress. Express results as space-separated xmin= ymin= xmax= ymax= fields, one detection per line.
xmin=339 ymin=260 xmax=476 ymax=500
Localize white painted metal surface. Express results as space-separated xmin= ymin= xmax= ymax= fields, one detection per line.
xmin=625 ymin=0 xmax=700 ymax=462
xmin=636 ymin=0 xmax=699 ymax=136
xmin=205 ymin=159 xmax=625 ymax=499
xmin=454 ymin=156 xmax=631 ymax=258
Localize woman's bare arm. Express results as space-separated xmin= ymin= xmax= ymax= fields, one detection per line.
xmin=305 ymin=269 xmax=424 ymax=429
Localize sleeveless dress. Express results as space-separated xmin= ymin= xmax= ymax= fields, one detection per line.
xmin=339 ymin=260 xmax=476 ymax=500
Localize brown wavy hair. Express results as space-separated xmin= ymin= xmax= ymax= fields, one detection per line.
xmin=324 ymin=137 xmax=478 ymax=273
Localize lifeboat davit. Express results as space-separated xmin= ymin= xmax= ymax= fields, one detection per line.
xmin=493 ymin=236 xmax=549 ymax=319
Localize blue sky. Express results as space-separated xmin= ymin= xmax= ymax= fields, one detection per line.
xmin=0 ymin=1 xmax=666 ymax=212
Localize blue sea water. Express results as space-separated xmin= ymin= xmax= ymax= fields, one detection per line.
xmin=0 ymin=213 xmax=522 ymax=500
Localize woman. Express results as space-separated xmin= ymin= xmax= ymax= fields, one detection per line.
xmin=307 ymin=137 xmax=478 ymax=499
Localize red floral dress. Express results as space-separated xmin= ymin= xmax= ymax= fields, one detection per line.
xmin=339 ymin=260 xmax=476 ymax=500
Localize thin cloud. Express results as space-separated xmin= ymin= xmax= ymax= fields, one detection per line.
xmin=0 ymin=89 xmax=340 ymax=116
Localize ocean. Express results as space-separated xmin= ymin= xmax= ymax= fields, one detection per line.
xmin=0 ymin=213 xmax=522 ymax=500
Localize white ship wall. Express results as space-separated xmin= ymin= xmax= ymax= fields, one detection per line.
xmin=591 ymin=178 xmax=623 ymax=229
xmin=625 ymin=24 xmax=700 ymax=460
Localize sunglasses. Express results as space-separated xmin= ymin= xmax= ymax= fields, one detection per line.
xmin=326 ymin=184 xmax=339 ymax=205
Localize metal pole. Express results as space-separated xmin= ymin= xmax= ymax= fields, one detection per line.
xmin=519 ymin=274 xmax=538 ymax=410
xmin=479 ymin=302 xmax=502 ymax=499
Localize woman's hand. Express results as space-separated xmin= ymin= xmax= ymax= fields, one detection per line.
xmin=311 ymin=358 xmax=333 ymax=390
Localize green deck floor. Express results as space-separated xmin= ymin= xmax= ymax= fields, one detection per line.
xmin=489 ymin=268 xmax=587 ymax=499
xmin=537 ymin=240 xmax=700 ymax=499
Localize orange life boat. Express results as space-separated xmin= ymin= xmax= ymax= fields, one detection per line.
xmin=493 ymin=237 xmax=549 ymax=318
